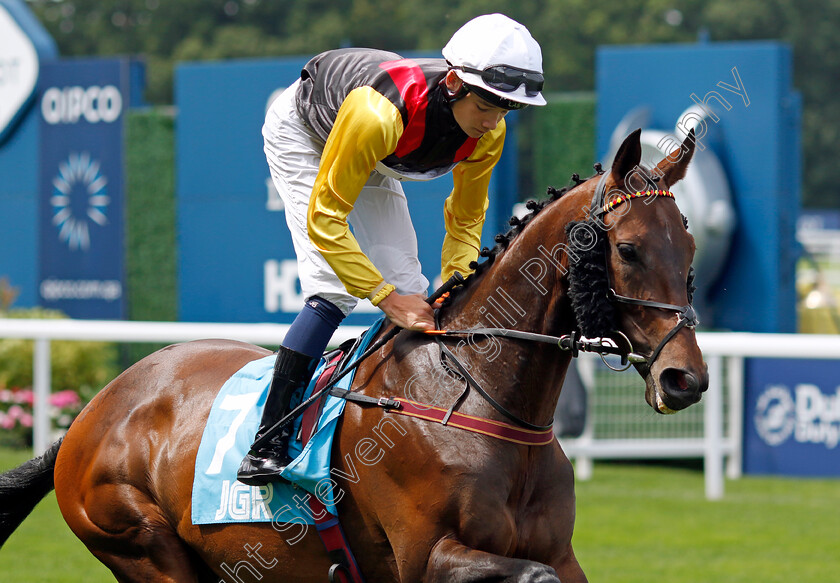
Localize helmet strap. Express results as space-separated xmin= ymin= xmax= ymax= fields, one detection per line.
xmin=440 ymin=72 xmax=470 ymax=104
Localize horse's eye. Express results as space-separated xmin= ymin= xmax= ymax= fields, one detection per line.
xmin=617 ymin=243 xmax=638 ymax=262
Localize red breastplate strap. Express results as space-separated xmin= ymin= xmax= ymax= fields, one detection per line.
xmin=299 ymin=355 xmax=555 ymax=583
xmin=387 ymin=398 xmax=556 ymax=446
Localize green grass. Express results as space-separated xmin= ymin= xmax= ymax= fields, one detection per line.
xmin=1 ymin=448 xmax=838 ymax=582
xmin=573 ymin=462 xmax=840 ymax=582
xmin=0 ymin=448 xmax=112 ymax=582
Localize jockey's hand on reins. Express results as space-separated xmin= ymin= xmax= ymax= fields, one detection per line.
xmin=432 ymin=292 xmax=450 ymax=309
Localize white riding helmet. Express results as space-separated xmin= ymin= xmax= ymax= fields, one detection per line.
xmin=443 ymin=13 xmax=546 ymax=108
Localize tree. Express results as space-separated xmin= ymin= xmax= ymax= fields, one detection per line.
xmin=24 ymin=0 xmax=840 ymax=206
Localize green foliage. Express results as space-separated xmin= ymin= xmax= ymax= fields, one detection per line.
xmin=125 ymin=111 xmax=177 ymax=323
xmin=124 ymin=111 xmax=177 ymax=364
xmin=24 ymin=0 xmax=840 ymax=206
xmin=684 ymin=0 xmax=840 ymax=208
xmin=523 ymin=93 xmax=597 ymax=199
xmin=0 ymin=308 xmax=119 ymax=401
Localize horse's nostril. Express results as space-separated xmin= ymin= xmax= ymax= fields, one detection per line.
xmin=699 ymin=367 xmax=710 ymax=393
xmin=684 ymin=372 xmax=700 ymax=393
xmin=659 ymin=368 xmax=702 ymax=410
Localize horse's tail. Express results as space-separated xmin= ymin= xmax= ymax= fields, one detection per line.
xmin=0 ymin=438 xmax=63 ymax=547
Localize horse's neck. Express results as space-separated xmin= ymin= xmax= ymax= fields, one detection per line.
xmin=438 ymin=192 xmax=587 ymax=425
xmin=445 ymin=189 xmax=587 ymax=334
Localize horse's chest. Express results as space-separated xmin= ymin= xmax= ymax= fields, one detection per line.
xmin=514 ymin=494 xmax=575 ymax=555
xmin=455 ymin=466 xmax=575 ymax=559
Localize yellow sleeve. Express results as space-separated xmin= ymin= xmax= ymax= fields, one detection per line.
xmin=441 ymin=120 xmax=506 ymax=281
xmin=307 ymin=86 xmax=403 ymax=303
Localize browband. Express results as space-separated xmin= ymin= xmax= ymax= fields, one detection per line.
xmin=589 ymin=170 xmax=671 ymax=218
xmin=602 ymin=189 xmax=674 ymax=215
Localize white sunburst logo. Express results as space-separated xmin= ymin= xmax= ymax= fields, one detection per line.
xmin=50 ymin=152 xmax=110 ymax=251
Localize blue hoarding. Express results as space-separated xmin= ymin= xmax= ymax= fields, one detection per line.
xmin=0 ymin=0 xmax=57 ymax=307
xmin=597 ymin=42 xmax=800 ymax=333
xmin=744 ymin=358 xmax=840 ymax=476
xmin=38 ymin=58 xmax=128 ymax=319
xmin=175 ymin=56 xmax=517 ymax=325
xmin=0 ymin=0 xmax=57 ymax=145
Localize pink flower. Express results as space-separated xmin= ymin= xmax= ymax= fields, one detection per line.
xmin=19 ymin=412 xmax=33 ymax=428
xmin=0 ymin=389 xmax=12 ymax=403
xmin=0 ymin=411 xmax=13 ymax=429
xmin=7 ymin=404 xmax=24 ymax=419
xmin=15 ymin=390 xmax=34 ymax=405
xmin=49 ymin=390 xmax=81 ymax=409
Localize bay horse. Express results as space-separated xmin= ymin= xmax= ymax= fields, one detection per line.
xmin=0 ymin=128 xmax=707 ymax=582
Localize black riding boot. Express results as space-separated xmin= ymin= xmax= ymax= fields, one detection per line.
xmin=237 ymin=346 xmax=318 ymax=486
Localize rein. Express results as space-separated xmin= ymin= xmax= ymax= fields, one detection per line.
xmin=423 ymin=171 xmax=699 ymax=421
xmin=251 ymin=275 xmax=465 ymax=451
xmin=425 ymin=327 xmax=646 ymax=369
xmin=257 ymin=172 xmax=699 ymax=449
xmin=430 ymin=310 xmax=553 ymax=432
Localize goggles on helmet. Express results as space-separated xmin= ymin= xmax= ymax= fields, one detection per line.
xmin=453 ymin=64 xmax=544 ymax=97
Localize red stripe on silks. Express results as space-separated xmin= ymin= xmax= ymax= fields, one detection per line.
xmin=454 ymin=137 xmax=479 ymax=161
xmin=388 ymin=399 xmax=555 ymax=446
xmin=379 ymin=59 xmax=428 ymax=158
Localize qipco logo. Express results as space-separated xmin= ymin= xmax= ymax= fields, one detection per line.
xmin=41 ymin=85 xmax=123 ymax=125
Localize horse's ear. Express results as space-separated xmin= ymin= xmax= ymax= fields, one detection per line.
xmin=610 ymin=128 xmax=643 ymax=183
xmin=654 ymin=128 xmax=696 ymax=186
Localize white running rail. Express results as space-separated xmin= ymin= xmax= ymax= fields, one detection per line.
xmin=2 ymin=318 xmax=839 ymax=500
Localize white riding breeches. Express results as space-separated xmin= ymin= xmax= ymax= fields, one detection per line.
xmin=263 ymin=80 xmax=429 ymax=316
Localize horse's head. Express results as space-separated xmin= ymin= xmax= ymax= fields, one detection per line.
xmin=566 ymin=128 xmax=708 ymax=413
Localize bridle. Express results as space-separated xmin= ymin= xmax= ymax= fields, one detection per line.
xmin=435 ymin=171 xmax=699 ymax=367
xmin=422 ymin=169 xmax=700 ymax=430
xmin=588 ymin=170 xmax=699 ymax=371
xmin=268 ymin=173 xmax=701 ymax=436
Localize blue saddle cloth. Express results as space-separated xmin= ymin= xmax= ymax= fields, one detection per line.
xmin=191 ymin=319 xmax=383 ymax=525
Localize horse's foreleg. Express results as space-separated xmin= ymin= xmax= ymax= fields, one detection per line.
xmin=425 ymin=538 xmax=585 ymax=583
xmin=553 ymin=542 xmax=588 ymax=583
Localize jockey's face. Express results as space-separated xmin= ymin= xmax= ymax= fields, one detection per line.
xmin=445 ymin=71 xmax=509 ymax=139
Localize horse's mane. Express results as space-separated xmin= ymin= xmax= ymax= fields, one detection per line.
xmin=442 ymin=169 xmax=599 ymax=305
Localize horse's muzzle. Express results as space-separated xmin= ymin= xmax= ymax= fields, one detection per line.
xmin=657 ymin=366 xmax=709 ymax=412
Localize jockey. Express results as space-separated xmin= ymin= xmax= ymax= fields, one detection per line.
xmin=238 ymin=13 xmax=546 ymax=485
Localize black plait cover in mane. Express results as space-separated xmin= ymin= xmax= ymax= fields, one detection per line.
xmin=564 ymin=221 xmax=616 ymax=338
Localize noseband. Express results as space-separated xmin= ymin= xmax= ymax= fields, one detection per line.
xmin=572 ymin=170 xmax=699 ymax=370
xmin=607 ymin=290 xmax=697 ymax=369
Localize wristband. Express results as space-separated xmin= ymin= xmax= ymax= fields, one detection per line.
xmin=368 ymin=282 xmax=396 ymax=306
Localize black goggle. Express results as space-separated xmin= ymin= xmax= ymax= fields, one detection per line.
xmin=454 ymin=65 xmax=544 ymax=96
